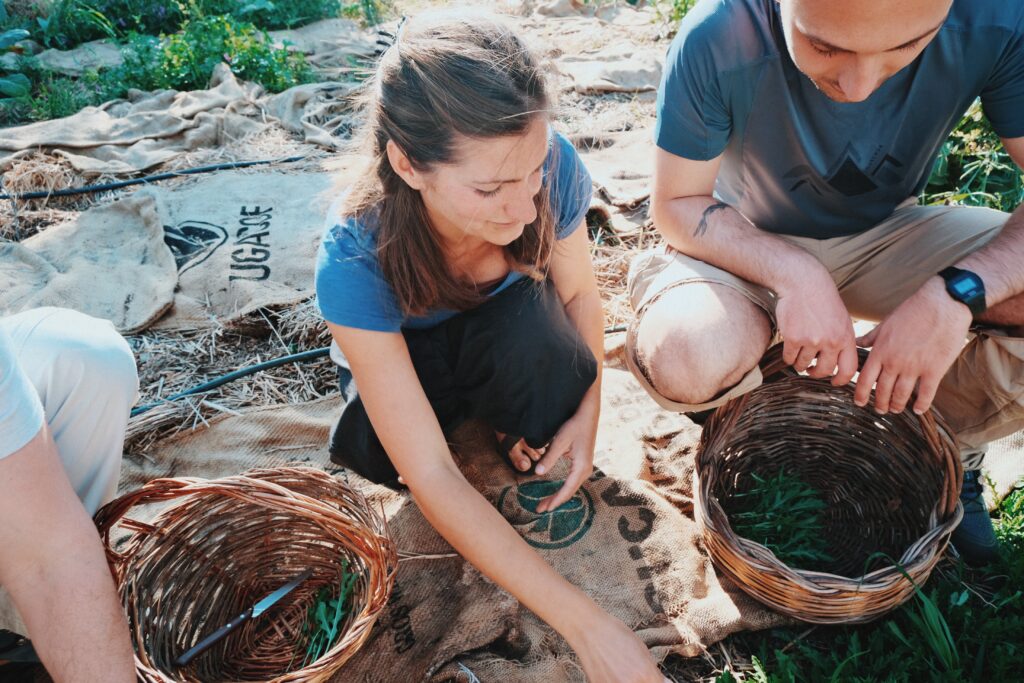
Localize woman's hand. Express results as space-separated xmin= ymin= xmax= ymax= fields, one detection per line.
xmin=568 ymin=613 xmax=670 ymax=683
xmin=533 ymin=399 xmax=599 ymax=513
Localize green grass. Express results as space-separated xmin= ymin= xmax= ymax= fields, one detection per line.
xmin=723 ymin=470 xmax=835 ymax=570
xmin=292 ymin=564 xmax=360 ymax=671
xmin=715 ymin=485 xmax=1024 ymax=682
xmin=922 ymin=100 xmax=1024 ymax=212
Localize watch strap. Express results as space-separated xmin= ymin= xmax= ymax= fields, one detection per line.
xmin=938 ymin=266 xmax=986 ymax=317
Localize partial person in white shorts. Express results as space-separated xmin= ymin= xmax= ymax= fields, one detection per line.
xmin=0 ymin=307 xmax=138 ymax=682
xmin=638 ymin=0 xmax=1024 ymax=564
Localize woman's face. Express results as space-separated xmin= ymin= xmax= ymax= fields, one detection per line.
xmin=415 ymin=116 xmax=550 ymax=250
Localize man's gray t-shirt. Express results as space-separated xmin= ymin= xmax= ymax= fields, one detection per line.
xmin=656 ymin=0 xmax=1024 ymax=238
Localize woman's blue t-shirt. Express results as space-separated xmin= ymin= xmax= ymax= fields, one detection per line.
xmin=315 ymin=131 xmax=592 ymax=332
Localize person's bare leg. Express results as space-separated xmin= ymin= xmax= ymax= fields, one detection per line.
xmin=633 ymin=283 xmax=772 ymax=405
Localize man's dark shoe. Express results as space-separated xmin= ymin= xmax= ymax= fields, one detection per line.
xmin=951 ymin=469 xmax=1000 ymax=566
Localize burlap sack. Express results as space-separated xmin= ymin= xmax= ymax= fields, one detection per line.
xmin=269 ymin=17 xmax=375 ymax=80
xmin=262 ymin=82 xmax=358 ymax=150
xmin=150 ymin=170 xmax=335 ymax=329
xmin=556 ymin=43 xmax=663 ymax=94
xmin=0 ymin=191 xmax=177 ymax=332
xmin=0 ymin=65 xmax=263 ymax=175
xmin=127 ymin=352 xmax=785 ymax=682
xmin=577 ymin=128 xmax=655 ymax=209
xmin=33 ymin=38 xmax=123 ymax=76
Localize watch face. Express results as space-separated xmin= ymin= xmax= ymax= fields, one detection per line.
xmin=952 ymin=278 xmax=977 ymax=295
xmin=945 ymin=271 xmax=986 ymax=314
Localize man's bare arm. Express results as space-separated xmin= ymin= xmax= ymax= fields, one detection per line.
xmin=853 ymin=136 xmax=1024 ymax=414
xmin=0 ymin=427 xmax=135 ymax=683
xmin=957 ymin=136 xmax=1024 ymax=310
xmin=651 ymin=148 xmax=859 ymax=383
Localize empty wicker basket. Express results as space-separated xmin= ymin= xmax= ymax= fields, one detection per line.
xmin=695 ymin=347 xmax=963 ymax=624
xmin=94 ymin=466 xmax=397 ymax=682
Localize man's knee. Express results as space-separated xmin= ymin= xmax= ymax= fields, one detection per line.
xmin=631 ymin=283 xmax=771 ymax=406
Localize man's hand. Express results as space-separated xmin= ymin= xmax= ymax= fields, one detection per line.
xmin=533 ymin=404 xmax=598 ymax=514
xmin=775 ymin=271 xmax=859 ymax=385
xmin=854 ymin=277 xmax=972 ymax=414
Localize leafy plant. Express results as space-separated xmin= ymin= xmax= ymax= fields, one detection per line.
xmin=922 ymin=100 xmax=1024 ymax=212
xmin=108 ymin=15 xmax=314 ymax=93
xmin=0 ymin=27 xmax=31 ymax=97
xmin=340 ymin=0 xmax=384 ymax=27
xmin=716 ymin=485 xmax=1024 ymax=681
xmin=24 ymin=72 xmax=96 ymax=118
xmin=34 ymin=0 xmax=382 ymax=49
xmin=724 ymin=470 xmax=835 ymax=569
xmin=654 ymin=0 xmax=698 ymax=25
xmin=35 ymin=0 xmax=120 ymax=48
xmin=294 ymin=564 xmax=360 ymax=670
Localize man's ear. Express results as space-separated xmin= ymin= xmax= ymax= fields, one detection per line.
xmin=386 ymin=139 xmax=425 ymax=190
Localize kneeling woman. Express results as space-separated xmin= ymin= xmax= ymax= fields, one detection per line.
xmin=315 ymin=11 xmax=665 ymax=683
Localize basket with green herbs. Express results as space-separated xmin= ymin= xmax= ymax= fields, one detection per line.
xmin=695 ymin=346 xmax=963 ymax=624
xmin=94 ymin=466 xmax=397 ymax=682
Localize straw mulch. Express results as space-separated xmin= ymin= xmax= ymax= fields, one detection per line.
xmin=0 ymin=153 xmax=92 ymax=239
xmin=124 ymin=302 xmax=336 ymax=454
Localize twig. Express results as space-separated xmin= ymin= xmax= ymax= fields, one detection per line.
xmin=398 ymin=551 xmax=459 ymax=562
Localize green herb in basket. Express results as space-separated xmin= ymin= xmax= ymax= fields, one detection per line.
xmin=725 ymin=470 xmax=835 ymax=569
xmin=295 ymin=562 xmax=361 ymax=669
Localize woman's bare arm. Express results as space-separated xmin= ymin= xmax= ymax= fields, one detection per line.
xmin=326 ymin=325 xmax=664 ymax=682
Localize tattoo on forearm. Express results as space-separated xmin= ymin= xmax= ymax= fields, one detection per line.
xmin=694 ymin=201 xmax=729 ymax=237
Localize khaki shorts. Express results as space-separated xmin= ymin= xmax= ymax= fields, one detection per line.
xmin=626 ymin=199 xmax=1010 ymax=421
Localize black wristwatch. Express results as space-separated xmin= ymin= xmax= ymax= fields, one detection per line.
xmin=938 ymin=266 xmax=986 ymax=317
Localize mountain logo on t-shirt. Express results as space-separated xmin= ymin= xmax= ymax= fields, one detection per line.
xmin=783 ymin=144 xmax=905 ymax=198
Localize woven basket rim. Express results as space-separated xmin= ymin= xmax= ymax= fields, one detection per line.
xmin=94 ymin=465 xmax=398 ymax=683
xmin=694 ymin=346 xmax=964 ymax=624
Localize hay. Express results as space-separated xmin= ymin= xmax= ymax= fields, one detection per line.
xmin=0 ymin=206 xmax=78 ymax=242
xmin=0 ymin=152 xmax=86 ymax=210
xmin=161 ymin=126 xmax=332 ymax=179
xmin=0 ymin=153 xmax=94 ymax=241
xmin=124 ymin=307 xmax=337 ymax=454
xmin=589 ymin=205 xmax=660 ymax=328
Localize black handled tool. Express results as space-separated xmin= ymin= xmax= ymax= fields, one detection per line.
xmin=174 ymin=568 xmax=314 ymax=667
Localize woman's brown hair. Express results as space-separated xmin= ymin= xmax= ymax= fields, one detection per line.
xmin=342 ymin=10 xmax=558 ymax=316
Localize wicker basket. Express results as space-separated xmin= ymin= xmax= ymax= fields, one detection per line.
xmin=94 ymin=466 xmax=397 ymax=682
xmin=695 ymin=347 xmax=963 ymax=624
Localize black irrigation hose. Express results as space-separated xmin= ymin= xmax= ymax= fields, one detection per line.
xmin=129 ymin=325 xmax=631 ymax=418
xmin=130 ymin=346 xmax=331 ymax=417
xmin=0 ymin=155 xmax=310 ymax=201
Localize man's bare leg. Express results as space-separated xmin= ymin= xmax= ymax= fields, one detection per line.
xmin=632 ymin=282 xmax=772 ymax=406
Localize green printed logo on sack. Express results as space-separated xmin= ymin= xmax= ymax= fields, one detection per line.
xmin=497 ymin=480 xmax=595 ymax=549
